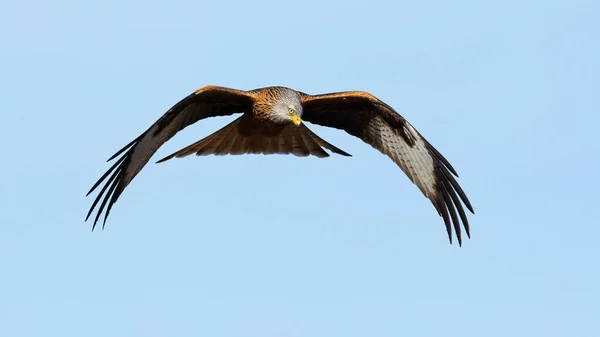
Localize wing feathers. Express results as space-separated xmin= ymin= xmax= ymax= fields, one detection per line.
xmin=86 ymin=153 xmax=128 ymax=197
xmin=427 ymin=142 xmax=459 ymax=177
xmin=106 ymin=134 xmax=144 ymax=162
xmin=85 ymin=157 xmax=122 ymax=223
xmin=86 ymin=86 xmax=254 ymax=228
xmin=438 ymin=162 xmax=474 ymax=213
xmin=303 ymin=127 xmax=352 ymax=157
xmin=440 ymin=180 xmax=462 ymax=245
xmin=300 ymin=91 xmax=474 ymax=245
xmin=443 ymin=177 xmax=470 ymax=239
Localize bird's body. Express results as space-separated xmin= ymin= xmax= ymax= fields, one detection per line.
xmin=86 ymin=85 xmax=474 ymax=245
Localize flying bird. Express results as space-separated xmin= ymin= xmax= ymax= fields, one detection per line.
xmin=86 ymin=85 xmax=474 ymax=245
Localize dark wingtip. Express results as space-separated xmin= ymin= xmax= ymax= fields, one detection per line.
xmin=438 ymin=199 xmax=453 ymax=245
xmin=86 ymin=156 xmax=127 ymax=197
xmin=463 ymin=199 xmax=475 ymax=214
xmin=87 ymin=133 xmax=143 ymax=230
xmin=325 ymin=145 xmax=352 ymax=157
xmin=106 ymin=134 xmax=143 ymax=162
xmin=91 ymin=215 xmax=99 ymax=231
xmin=332 ymin=146 xmax=352 ymax=157
xmin=155 ymin=156 xmax=171 ymax=164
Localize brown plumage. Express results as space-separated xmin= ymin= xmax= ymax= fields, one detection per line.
xmin=86 ymin=85 xmax=474 ymax=245
xmin=156 ymin=114 xmax=349 ymax=159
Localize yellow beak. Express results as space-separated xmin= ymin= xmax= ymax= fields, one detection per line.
xmin=290 ymin=115 xmax=302 ymax=126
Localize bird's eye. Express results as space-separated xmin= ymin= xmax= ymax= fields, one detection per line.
xmin=288 ymin=108 xmax=294 ymax=115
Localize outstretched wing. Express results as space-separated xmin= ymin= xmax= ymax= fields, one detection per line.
xmin=300 ymin=91 xmax=474 ymax=245
xmin=86 ymin=85 xmax=254 ymax=229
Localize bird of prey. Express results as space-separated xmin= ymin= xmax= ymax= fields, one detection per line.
xmin=86 ymin=85 xmax=474 ymax=245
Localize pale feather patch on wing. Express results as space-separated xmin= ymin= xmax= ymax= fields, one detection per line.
xmin=366 ymin=116 xmax=472 ymax=245
xmin=124 ymin=110 xmax=190 ymax=184
xmin=368 ymin=116 xmax=436 ymax=198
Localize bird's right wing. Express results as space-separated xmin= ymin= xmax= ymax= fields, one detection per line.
xmin=85 ymin=85 xmax=255 ymax=229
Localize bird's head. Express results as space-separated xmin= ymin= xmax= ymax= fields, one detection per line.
xmin=285 ymin=106 xmax=303 ymax=126
xmin=271 ymin=89 xmax=303 ymax=126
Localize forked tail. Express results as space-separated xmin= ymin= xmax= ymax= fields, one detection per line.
xmin=157 ymin=115 xmax=351 ymax=163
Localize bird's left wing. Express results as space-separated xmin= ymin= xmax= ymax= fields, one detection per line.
xmin=86 ymin=85 xmax=254 ymax=229
xmin=300 ymin=91 xmax=474 ymax=245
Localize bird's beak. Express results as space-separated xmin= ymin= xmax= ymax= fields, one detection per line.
xmin=290 ymin=115 xmax=302 ymax=126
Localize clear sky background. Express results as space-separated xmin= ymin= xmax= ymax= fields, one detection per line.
xmin=1 ymin=0 xmax=598 ymax=336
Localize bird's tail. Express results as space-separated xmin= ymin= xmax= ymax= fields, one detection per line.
xmin=156 ymin=115 xmax=351 ymax=163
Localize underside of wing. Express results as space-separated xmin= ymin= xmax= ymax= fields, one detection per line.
xmin=300 ymin=91 xmax=474 ymax=245
xmin=86 ymin=85 xmax=254 ymax=228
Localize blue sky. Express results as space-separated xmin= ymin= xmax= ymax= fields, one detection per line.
xmin=1 ymin=0 xmax=599 ymax=336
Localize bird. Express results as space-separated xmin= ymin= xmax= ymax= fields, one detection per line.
xmin=86 ymin=85 xmax=474 ymax=245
